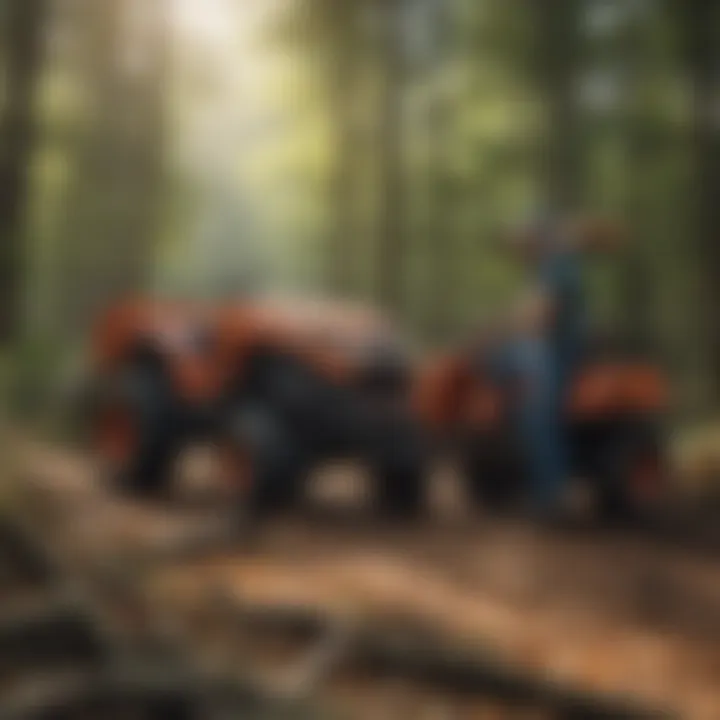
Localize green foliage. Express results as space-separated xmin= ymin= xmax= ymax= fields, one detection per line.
xmin=7 ymin=0 xmax=720 ymax=418
xmin=4 ymin=337 xmax=68 ymax=419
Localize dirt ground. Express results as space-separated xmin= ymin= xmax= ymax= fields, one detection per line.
xmin=9 ymin=439 xmax=720 ymax=719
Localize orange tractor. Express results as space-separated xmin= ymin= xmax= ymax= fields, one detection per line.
xmin=88 ymin=296 xmax=428 ymax=517
xmin=415 ymin=333 xmax=671 ymax=521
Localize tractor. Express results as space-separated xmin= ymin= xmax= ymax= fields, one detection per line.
xmin=88 ymin=296 xmax=428 ymax=517
xmin=415 ymin=332 xmax=671 ymax=522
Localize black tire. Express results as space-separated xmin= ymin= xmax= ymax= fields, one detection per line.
xmin=371 ymin=417 xmax=427 ymax=519
xmin=248 ymin=441 xmax=309 ymax=518
xmin=228 ymin=403 xmax=309 ymax=518
xmin=224 ymin=351 xmax=319 ymax=519
xmin=375 ymin=466 xmax=424 ymax=518
xmin=463 ymin=430 xmax=521 ymax=513
xmin=93 ymin=363 xmax=179 ymax=497
xmin=595 ymin=422 xmax=667 ymax=525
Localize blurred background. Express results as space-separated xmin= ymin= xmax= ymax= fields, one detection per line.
xmin=1 ymin=0 xmax=719 ymax=442
xmin=3 ymin=3 xmax=720 ymax=717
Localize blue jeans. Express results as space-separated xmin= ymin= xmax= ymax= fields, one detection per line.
xmin=490 ymin=337 xmax=575 ymax=514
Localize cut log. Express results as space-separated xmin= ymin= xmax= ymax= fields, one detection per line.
xmin=223 ymin=602 xmax=674 ymax=720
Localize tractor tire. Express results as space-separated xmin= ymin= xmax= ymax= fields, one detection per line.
xmin=595 ymin=422 xmax=668 ymax=525
xmin=225 ymin=403 xmax=309 ymax=519
xmin=248 ymin=440 xmax=309 ymax=518
xmin=375 ymin=466 xmax=425 ymax=519
xmin=371 ymin=417 xmax=427 ymax=519
xmin=93 ymin=363 xmax=179 ymax=497
xmin=463 ymin=430 xmax=521 ymax=513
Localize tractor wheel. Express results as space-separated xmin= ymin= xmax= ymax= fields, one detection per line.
xmin=596 ymin=423 xmax=668 ymax=525
xmin=372 ymin=419 xmax=427 ymax=519
xmin=93 ymin=364 xmax=179 ymax=497
xmin=223 ymin=404 xmax=309 ymax=519
xmin=376 ymin=467 xmax=424 ymax=519
xmin=248 ymin=439 xmax=309 ymax=517
xmin=463 ymin=430 xmax=521 ymax=513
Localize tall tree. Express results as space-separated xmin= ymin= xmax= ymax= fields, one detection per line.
xmin=0 ymin=0 xmax=48 ymax=343
xmin=325 ymin=1 xmax=361 ymax=296
xmin=266 ymin=0 xmax=366 ymax=296
xmin=530 ymin=0 xmax=583 ymax=212
xmin=374 ymin=0 xmax=406 ymax=315
xmin=56 ymin=0 xmax=168 ymax=337
xmin=676 ymin=0 xmax=720 ymax=405
xmin=424 ymin=0 xmax=454 ymax=341
xmin=613 ymin=1 xmax=654 ymax=344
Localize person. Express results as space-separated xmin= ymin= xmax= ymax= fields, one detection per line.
xmin=490 ymin=213 xmax=623 ymax=520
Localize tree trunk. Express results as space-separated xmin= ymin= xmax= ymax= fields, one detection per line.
xmin=530 ymin=0 xmax=583 ymax=213
xmin=375 ymin=0 xmax=405 ymax=315
xmin=677 ymin=0 xmax=720 ymax=406
xmin=326 ymin=2 xmax=360 ymax=297
xmin=618 ymin=9 xmax=653 ymax=347
xmin=0 ymin=0 xmax=48 ymax=343
xmin=56 ymin=0 xmax=167 ymax=339
xmin=425 ymin=0 xmax=453 ymax=342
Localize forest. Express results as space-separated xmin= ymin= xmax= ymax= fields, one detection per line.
xmin=1 ymin=0 xmax=719 ymax=429
xmin=3 ymin=3 xmax=720 ymax=718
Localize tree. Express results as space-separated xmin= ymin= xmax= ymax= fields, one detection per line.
xmin=529 ymin=0 xmax=584 ymax=212
xmin=325 ymin=1 xmax=362 ymax=296
xmin=602 ymin=0 xmax=656 ymax=343
xmin=675 ymin=0 xmax=720 ymax=405
xmin=0 ymin=0 xmax=48 ymax=343
xmin=266 ymin=0 xmax=366 ymax=297
xmin=374 ymin=0 xmax=406 ymax=315
xmin=424 ymin=0 xmax=455 ymax=341
xmin=54 ymin=0 xmax=168 ymax=338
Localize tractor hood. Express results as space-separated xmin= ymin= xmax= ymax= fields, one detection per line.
xmin=214 ymin=297 xmax=414 ymax=384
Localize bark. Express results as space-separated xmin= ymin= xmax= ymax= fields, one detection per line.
xmin=676 ymin=0 xmax=720 ymax=406
xmin=375 ymin=0 xmax=406 ymax=315
xmin=425 ymin=0 xmax=453 ymax=342
xmin=57 ymin=0 xmax=168 ymax=338
xmin=530 ymin=0 xmax=583 ymax=213
xmin=219 ymin=601 xmax=669 ymax=720
xmin=326 ymin=2 xmax=360 ymax=296
xmin=0 ymin=0 xmax=48 ymax=343
xmin=0 ymin=601 xmax=105 ymax=667
xmin=0 ymin=511 xmax=60 ymax=584
xmin=618 ymin=9 xmax=653 ymax=346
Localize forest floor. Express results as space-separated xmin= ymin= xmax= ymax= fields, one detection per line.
xmin=5 ymin=436 xmax=720 ymax=719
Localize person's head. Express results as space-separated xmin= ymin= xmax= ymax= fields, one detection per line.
xmin=504 ymin=211 xmax=562 ymax=265
xmin=504 ymin=211 xmax=625 ymax=263
xmin=563 ymin=214 xmax=626 ymax=255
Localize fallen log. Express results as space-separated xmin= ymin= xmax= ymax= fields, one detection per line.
xmin=0 ymin=599 xmax=108 ymax=671
xmin=0 ymin=513 xmax=61 ymax=586
xmin=0 ymin=663 xmax=329 ymax=720
xmin=220 ymin=601 xmax=675 ymax=720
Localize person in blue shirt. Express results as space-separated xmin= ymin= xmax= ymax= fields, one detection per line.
xmin=491 ymin=214 xmax=622 ymax=519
